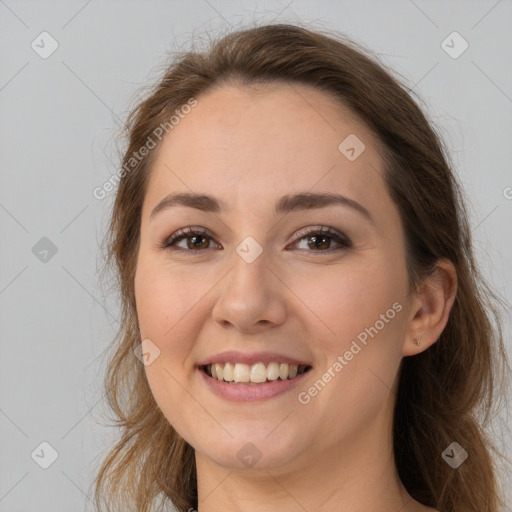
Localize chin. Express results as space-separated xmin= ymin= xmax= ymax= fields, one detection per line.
xmin=196 ymin=430 xmax=309 ymax=472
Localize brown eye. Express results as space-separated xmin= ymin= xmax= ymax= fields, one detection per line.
xmin=184 ymin=234 xmax=211 ymax=250
xmin=290 ymin=226 xmax=352 ymax=252
xmin=163 ymin=227 xmax=219 ymax=252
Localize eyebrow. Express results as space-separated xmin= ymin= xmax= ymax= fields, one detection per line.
xmin=149 ymin=191 xmax=374 ymax=224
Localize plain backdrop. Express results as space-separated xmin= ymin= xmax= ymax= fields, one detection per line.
xmin=1 ymin=1 xmax=511 ymax=510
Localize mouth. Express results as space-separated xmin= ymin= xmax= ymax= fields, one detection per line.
xmin=200 ymin=362 xmax=313 ymax=385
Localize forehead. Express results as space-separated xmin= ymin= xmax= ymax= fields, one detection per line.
xmin=143 ymin=82 xmax=388 ymax=216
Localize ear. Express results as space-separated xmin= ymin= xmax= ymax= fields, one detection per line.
xmin=403 ymin=258 xmax=457 ymax=356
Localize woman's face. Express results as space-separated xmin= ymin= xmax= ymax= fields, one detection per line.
xmin=134 ymin=83 xmax=413 ymax=472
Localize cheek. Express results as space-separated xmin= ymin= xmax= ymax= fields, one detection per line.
xmin=134 ymin=256 xmax=201 ymax=342
xmin=296 ymin=259 xmax=406 ymax=409
xmin=296 ymin=259 xmax=404 ymax=349
xmin=133 ymin=259 xmax=205 ymax=416
xmin=134 ymin=258 xmax=205 ymax=435
xmin=294 ymin=265 xmax=405 ymax=437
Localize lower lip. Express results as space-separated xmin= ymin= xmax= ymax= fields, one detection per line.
xmin=198 ymin=367 xmax=311 ymax=402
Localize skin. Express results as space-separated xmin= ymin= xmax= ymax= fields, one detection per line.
xmin=134 ymin=82 xmax=457 ymax=512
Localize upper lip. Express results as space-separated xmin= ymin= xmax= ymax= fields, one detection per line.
xmin=197 ymin=350 xmax=313 ymax=367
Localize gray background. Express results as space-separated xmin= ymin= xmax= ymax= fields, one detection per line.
xmin=1 ymin=0 xmax=511 ymax=510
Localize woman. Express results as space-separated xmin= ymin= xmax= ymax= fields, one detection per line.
xmin=94 ymin=23 xmax=509 ymax=512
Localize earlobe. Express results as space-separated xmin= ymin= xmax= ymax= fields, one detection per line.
xmin=402 ymin=258 xmax=457 ymax=357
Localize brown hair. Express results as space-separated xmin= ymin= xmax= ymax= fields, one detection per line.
xmin=94 ymin=22 xmax=510 ymax=512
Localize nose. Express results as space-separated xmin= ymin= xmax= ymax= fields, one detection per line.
xmin=211 ymin=250 xmax=287 ymax=334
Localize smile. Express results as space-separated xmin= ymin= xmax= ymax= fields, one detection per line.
xmin=202 ymin=362 xmax=312 ymax=384
xmin=198 ymin=363 xmax=313 ymax=402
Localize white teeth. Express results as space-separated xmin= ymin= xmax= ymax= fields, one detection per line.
xmin=233 ymin=363 xmax=250 ymax=383
xmin=266 ymin=362 xmax=280 ymax=381
xmin=223 ymin=362 xmax=234 ymax=382
xmin=250 ymin=362 xmax=267 ymax=383
xmin=214 ymin=363 xmax=223 ymax=380
xmin=205 ymin=362 xmax=309 ymax=383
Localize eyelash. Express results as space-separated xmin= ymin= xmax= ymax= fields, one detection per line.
xmin=160 ymin=225 xmax=352 ymax=254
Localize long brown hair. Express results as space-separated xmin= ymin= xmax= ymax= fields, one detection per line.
xmin=93 ymin=23 xmax=510 ymax=512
